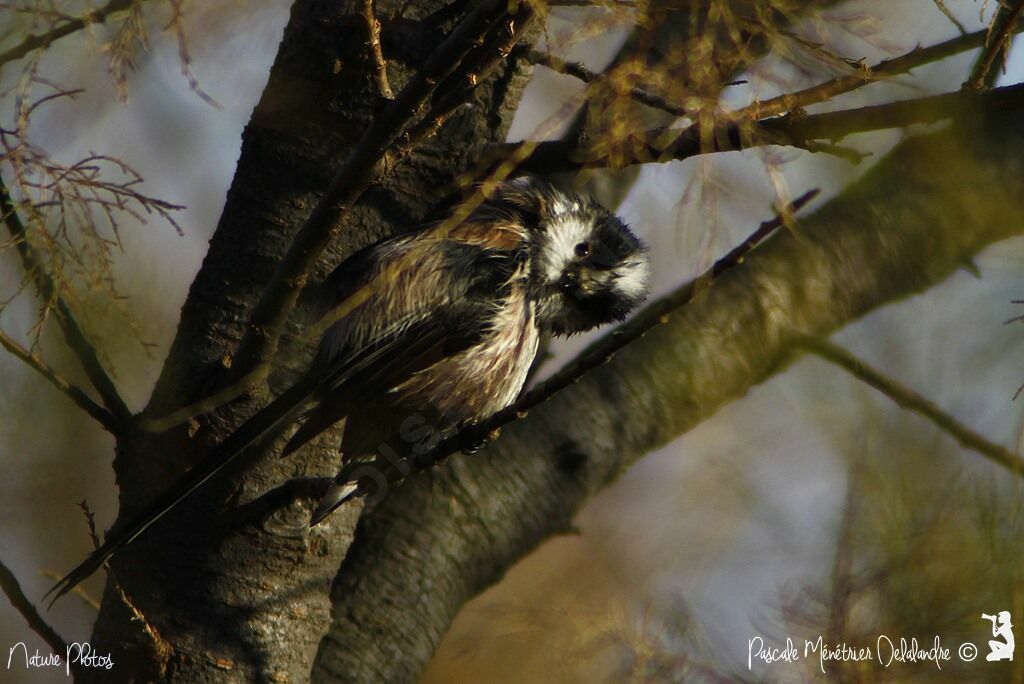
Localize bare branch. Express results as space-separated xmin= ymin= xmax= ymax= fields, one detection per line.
xmin=503 ymin=82 xmax=1024 ymax=173
xmin=163 ymin=0 xmax=220 ymax=108
xmin=0 ymin=174 xmax=132 ymax=427
xmin=965 ymin=0 xmax=1024 ymax=90
xmin=747 ymin=17 xmax=1024 ymax=120
xmin=229 ymin=0 xmax=536 ymax=377
xmin=931 ymin=0 xmax=968 ymax=35
xmin=797 ymin=336 xmax=1024 ymax=477
xmin=0 ymin=326 xmax=117 ymax=430
xmin=0 ymin=557 xmax=66 ymax=655
xmin=0 ymin=0 xmax=136 ymax=70
xmin=525 ymin=47 xmax=687 ymax=117
xmin=362 ymin=0 xmax=393 ymax=99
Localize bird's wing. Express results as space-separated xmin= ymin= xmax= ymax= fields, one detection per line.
xmin=46 ymin=235 xmax=501 ymax=604
xmin=280 ymin=304 xmax=488 ymax=457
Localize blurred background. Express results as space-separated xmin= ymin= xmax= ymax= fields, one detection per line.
xmin=1 ymin=1 xmax=1023 ymax=681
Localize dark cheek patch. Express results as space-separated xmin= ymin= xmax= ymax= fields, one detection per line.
xmin=588 ymin=243 xmax=619 ymax=271
xmin=579 ymin=289 xmax=630 ymax=324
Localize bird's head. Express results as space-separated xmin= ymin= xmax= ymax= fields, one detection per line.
xmin=489 ymin=179 xmax=649 ymax=335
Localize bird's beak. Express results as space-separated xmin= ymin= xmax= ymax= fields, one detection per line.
xmin=560 ymin=266 xmax=602 ymax=299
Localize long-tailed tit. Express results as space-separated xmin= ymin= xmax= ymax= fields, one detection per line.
xmin=48 ymin=179 xmax=650 ymax=602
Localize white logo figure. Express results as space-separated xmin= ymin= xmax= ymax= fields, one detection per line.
xmin=982 ymin=611 xmax=1015 ymax=662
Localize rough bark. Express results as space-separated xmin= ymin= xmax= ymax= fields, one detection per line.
xmin=67 ymin=1 xmax=1023 ymax=683
xmin=84 ymin=1 xmax=532 ymax=682
xmin=312 ymin=111 xmax=1024 ymax=682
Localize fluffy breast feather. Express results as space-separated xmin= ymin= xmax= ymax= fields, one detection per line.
xmin=391 ymin=256 xmax=539 ymax=422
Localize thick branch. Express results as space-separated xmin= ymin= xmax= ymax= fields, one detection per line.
xmin=796 ymin=336 xmax=1024 ymax=476
xmin=87 ymin=1 xmax=539 ymax=681
xmin=504 ymin=81 xmax=1024 ymax=173
xmin=0 ymin=327 xmax=117 ymax=430
xmin=316 ymin=110 xmax=1024 ymax=682
xmin=352 ymin=190 xmax=821 ymax=495
xmin=0 ymin=175 xmax=131 ymax=427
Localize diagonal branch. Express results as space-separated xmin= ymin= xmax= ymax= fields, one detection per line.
xmin=747 ymin=17 xmax=1024 ymax=120
xmin=0 ymin=327 xmax=117 ymax=431
xmin=349 ymin=189 xmax=822 ymax=494
xmin=229 ymin=0 xmax=535 ymax=377
xmin=524 ymin=47 xmax=688 ymax=117
xmin=0 ymin=175 xmax=131 ymax=427
xmin=318 ymin=111 xmax=1024 ymax=682
xmin=0 ymin=557 xmax=66 ymax=655
xmin=796 ymin=336 xmax=1024 ymax=476
xmin=528 ymin=18 xmax=1024 ymax=124
xmin=0 ymin=0 xmax=138 ymax=70
xmin=504 ymin=82 xmax=1024 ymax=173
xmin=964 ymin=0 xmax=1024 ymax=91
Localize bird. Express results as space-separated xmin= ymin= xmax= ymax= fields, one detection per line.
xmin=46 ymin=178 xmax=650 ymax=604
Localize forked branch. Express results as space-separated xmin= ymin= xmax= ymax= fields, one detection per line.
xmin=504 ymin=82 xmax=1024 ymax=173
xmin=0 ymin=327 xmax=117 ymax=430
xmin=0 ymin=175 xmax=131 ymax=428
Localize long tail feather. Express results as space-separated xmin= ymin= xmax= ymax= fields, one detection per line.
xmin=280 ymin=398 xmax=349 ymax=457
xmin=45 ymin=375 xmax=318 ymax=606
xmin=309 ymin=480 xmax=361 ymax=526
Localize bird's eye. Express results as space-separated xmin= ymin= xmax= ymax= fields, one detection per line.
xmin=574 ymin=242 xmax=592 ymax=258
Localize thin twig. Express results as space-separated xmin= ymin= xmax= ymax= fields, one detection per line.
xmin=965 ymin=0 xmax=1024 ymax=90
xmin=38 ymin=570 xmax=100 ymax=610
xmin=745 ymin=18 xmax=1024 ymax=120
xmin=77 ymin=499 xmax=102 ymax=549
xmin=0 ymin=558 xmax=66 ymax=654
xmin=931 ymin=0 xmax=969 ymax=35
xmin=502 ymin=82 xmax=1024 ymax=173
xmin=0 ymin=0 xmax=136 ymax=69
xmin=362 ymin=0 xmax=394 ymax=99
xmin=525 ymin=47 xmax=687 ymax=117
xmin=0 ymin=327 xmax=117 ymax=430
xmin=398 ymin=13 xmax=533 ymax=152
xmin=230 ymin=0 xmax=534 ymax=378
xmin=0 ymin=175 xmax=132 ymax=427
xmin=139 ymin=364 xmax=269 ymax=432
xmin=355 ymin=189 xmax=819 ymax=493
xmin=797 ymin=336 xmax=1024 ymax=477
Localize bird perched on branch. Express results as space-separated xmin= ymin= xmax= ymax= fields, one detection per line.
xmin=47 ymin=178 xmax=650 ymax=603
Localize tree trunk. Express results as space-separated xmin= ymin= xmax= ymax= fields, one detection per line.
xmin=77 ymin=0 xmax=1024 ymax=682
xmin=85 ymin=2 xmax=531 ymax=681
